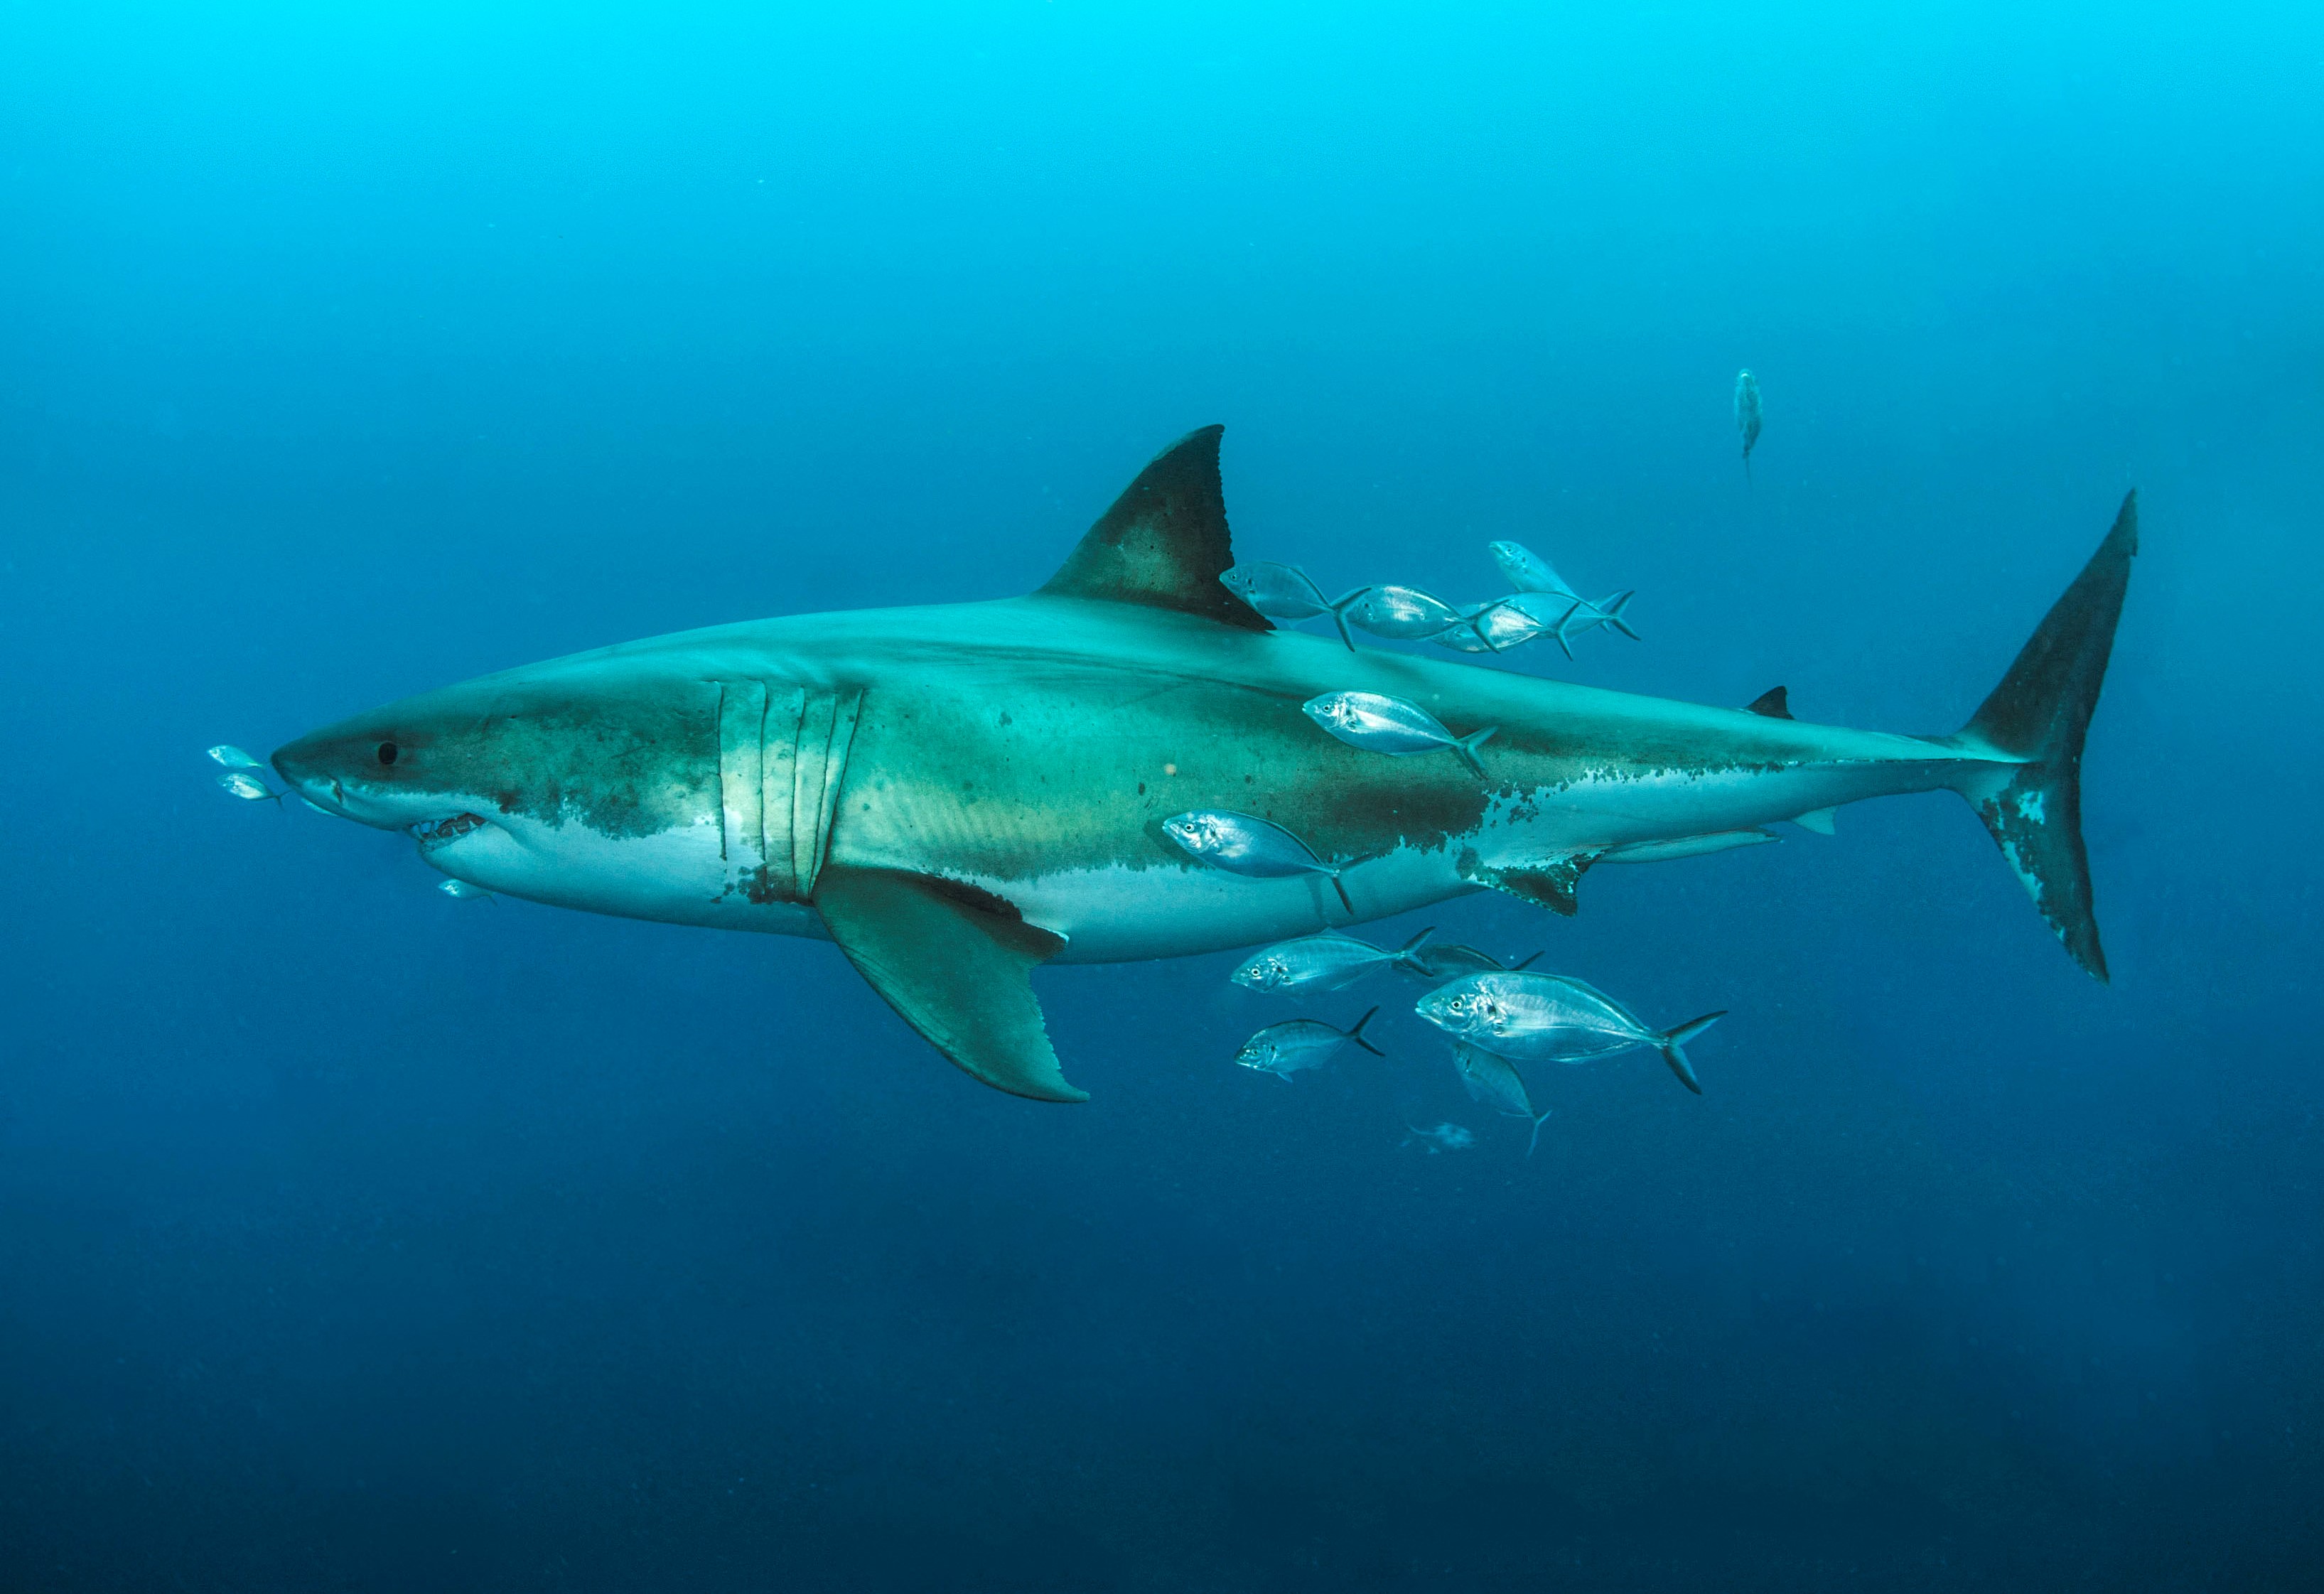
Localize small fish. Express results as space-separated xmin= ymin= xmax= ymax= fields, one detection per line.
xmin=1451 ymin=1043 xmax=1554 ymax=1155
xmin=1443 ymin=594 xmax=1559 ymax=655
xmin=1302 ymin=691 xmax=1497 ymax=777
xmin=1594 ymin=829 xmax=1780 ymax=864
xmin=215 ymin=771 xmax=283 ymax=804
xmin=1458 ymin=591 xmax=1637 ymax=659
xmin=1402 ymin=1121 xmax=1475 ymax=1153
xmin=1487 ymin=541 xmax=1582 ymax=599
xmin=438 ymin=879 xmax=496 ymax=901
xmin=1415 ymin=971 xmax=1726 ymax=1093
xmin=1219 ymin=564 xmax=1374 ymax=650
xmin=1399 ymin=942 xmax=1542 ymax=985
xmin=1735 ymin=369 xmax=1763 ymax=480
xmin=207 ymin=744 xmax=266 ymax=770
xmin=1343 ymin=584 xmax=1465 ymax=642
xmin=1232 ymin=927 xmax=1435 ymax=994
xmin=1234 ymin=1006 xmax=1385 ymax=1079
xmin=1164 ymin=809 xmax=1355 ymax=913
xmin=1485 ymin=542 xmax=1633 ymax=632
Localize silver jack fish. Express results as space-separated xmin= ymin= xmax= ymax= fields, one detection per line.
xmin=1400 ymin=942 xmax=1542 ymax=985
xmin=1403 ymin=1121 xmax=1475 ymax=1153
xmin=1416 ymin=971 xmax=1725 ymax=1093
xmin=1234 ymin=1006 xmax=1385 ymax=1079
xmin=216 ymin=771 xmax=282 ymax=804
xmin=208 ymin=744 xmax=266 ymax=770
xmin=1736 ymin=369 xmax=1763 ymax=481
xmin=1344 ymin=584 xmax=1465 ymax=642
xmin=268 ymin=426 xmax=2136 ymax=1104
xmin=1218 ymin=562 xmax=1371 ymax=650
xmin=1232 ymin=927 xmax=1435 ymax=993
xmin=1451 ymin=1042 xmax=1554 ymax=1155
xmin=1301 ymin=691 xmax=1497 ymax=777
xmin=1163 ymin=809 xmax=1356 ymax=914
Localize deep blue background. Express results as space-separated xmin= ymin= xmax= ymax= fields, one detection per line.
xmin=4 ymin=4 xmax=2320 ymax=1588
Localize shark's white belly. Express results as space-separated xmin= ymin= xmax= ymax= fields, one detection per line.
xmin=424 ymin=811 xmax=830 ymax=939
xmin=417 ymin=760 xmax=1959 ymax=964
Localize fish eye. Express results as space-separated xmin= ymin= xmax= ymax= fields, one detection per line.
xmin=376 ymin=741 xmax=399 ymax=767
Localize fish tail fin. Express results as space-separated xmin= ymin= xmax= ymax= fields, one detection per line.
xmin=1944 ymin=491 xmax=2137 ymax=983
xmin=1526 ymin=1109 xmax=1551 ymax=1157
xmin=1598 ymin=591 xmax=1641 ymax=641
xmin=1550 ymin=601 xmax=1582 ymax=659
xmin=1453 ymin=725 xmax=1497 ymax=777
xmin=1325 ymin=869 xmax=1355 ymax=916
xmin=1655 ymin=1011 xmax=1725 ymax=1094
xmin=1345 ymin=1006 xmax=1386 ymax=1057
xmin=1392 ymin=926 xmax=1436 ymax=971
xmin=1326 ymin=587 xmax=1372 ymax=650
xmin=1510 ymin=951 xmax=1543 ymax=971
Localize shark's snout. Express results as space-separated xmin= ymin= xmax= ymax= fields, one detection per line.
xmin=270 ymin=740 xmax=342 ymax=813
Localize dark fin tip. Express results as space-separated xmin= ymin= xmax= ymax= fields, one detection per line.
xmin=1036 ymin=426 xmax=1271 ymax=632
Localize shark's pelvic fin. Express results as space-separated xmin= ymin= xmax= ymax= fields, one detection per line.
xmin=1456 ymin=849 xmax=1596 ymax=917
xmin=1948 ymin=490 xmax=2139 ymax=982
xmin=1037 ymin=425 xmax=1272 ymax=632
xmin=812 ymin=865 xmax=1087 ymax=1102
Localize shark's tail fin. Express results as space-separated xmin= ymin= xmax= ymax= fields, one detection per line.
xmin=1656 ymin=1011 xmax=1725 ymax=1094
xmin=1947 ymin=492 xmax=2139 ymax=983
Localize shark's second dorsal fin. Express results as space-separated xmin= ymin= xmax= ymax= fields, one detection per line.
xmin=1038 ymin=426 xmax=1271 ymax=631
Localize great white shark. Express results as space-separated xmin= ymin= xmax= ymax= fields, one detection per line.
xmin=274 ymin=427 xmax=2136 ymax=1102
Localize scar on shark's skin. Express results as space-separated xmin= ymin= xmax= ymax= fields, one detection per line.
xmin=273 ymin=426 xmax=2138 ymax=1100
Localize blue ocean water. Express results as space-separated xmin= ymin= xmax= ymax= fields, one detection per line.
xmin=4 ymin=4 xmax=2320 ymax=1588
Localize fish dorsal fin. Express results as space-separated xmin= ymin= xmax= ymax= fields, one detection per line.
xmin=1745 ymin=685 xmax=1793 ymax=719
xmin=1038 ymin=426 xmax=1271 ymax=631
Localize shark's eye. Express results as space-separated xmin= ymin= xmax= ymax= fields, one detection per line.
xmin=377 ymin=741 xmax=399 ymax=766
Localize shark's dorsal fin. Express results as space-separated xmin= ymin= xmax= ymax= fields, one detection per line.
xmin=1745 ymin=685 xmax=1793 ymax=719
xmin=1038 ymin=426 xmax=1271 ymax=632
xmin=812 ymin=864 xmax=1087 ymax=1102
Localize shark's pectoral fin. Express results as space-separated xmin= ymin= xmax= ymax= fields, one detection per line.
xmin=811 ymin=865 xmax=1087 ymax=1104
xmin=1456 ymin=848 xmax=1597 ymax=917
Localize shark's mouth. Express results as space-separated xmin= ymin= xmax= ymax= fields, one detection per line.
xmin=410 ymin=812 xmax=490 ymax=855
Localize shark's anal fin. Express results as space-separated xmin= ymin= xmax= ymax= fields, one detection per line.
xmin=1456 ymin=848 xmax=1596 ymax=917
xmin=812 ymin=865 xmax=1087 ymax=1103
xmin=1037 ymin=426 xmax=1272 ymax=632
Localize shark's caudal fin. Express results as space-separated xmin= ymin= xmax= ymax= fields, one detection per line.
xmin=1948 ymin=491 xmax=2139 ymax=982
xmin=1038 ymin=426 xmax=1273 ymax=632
